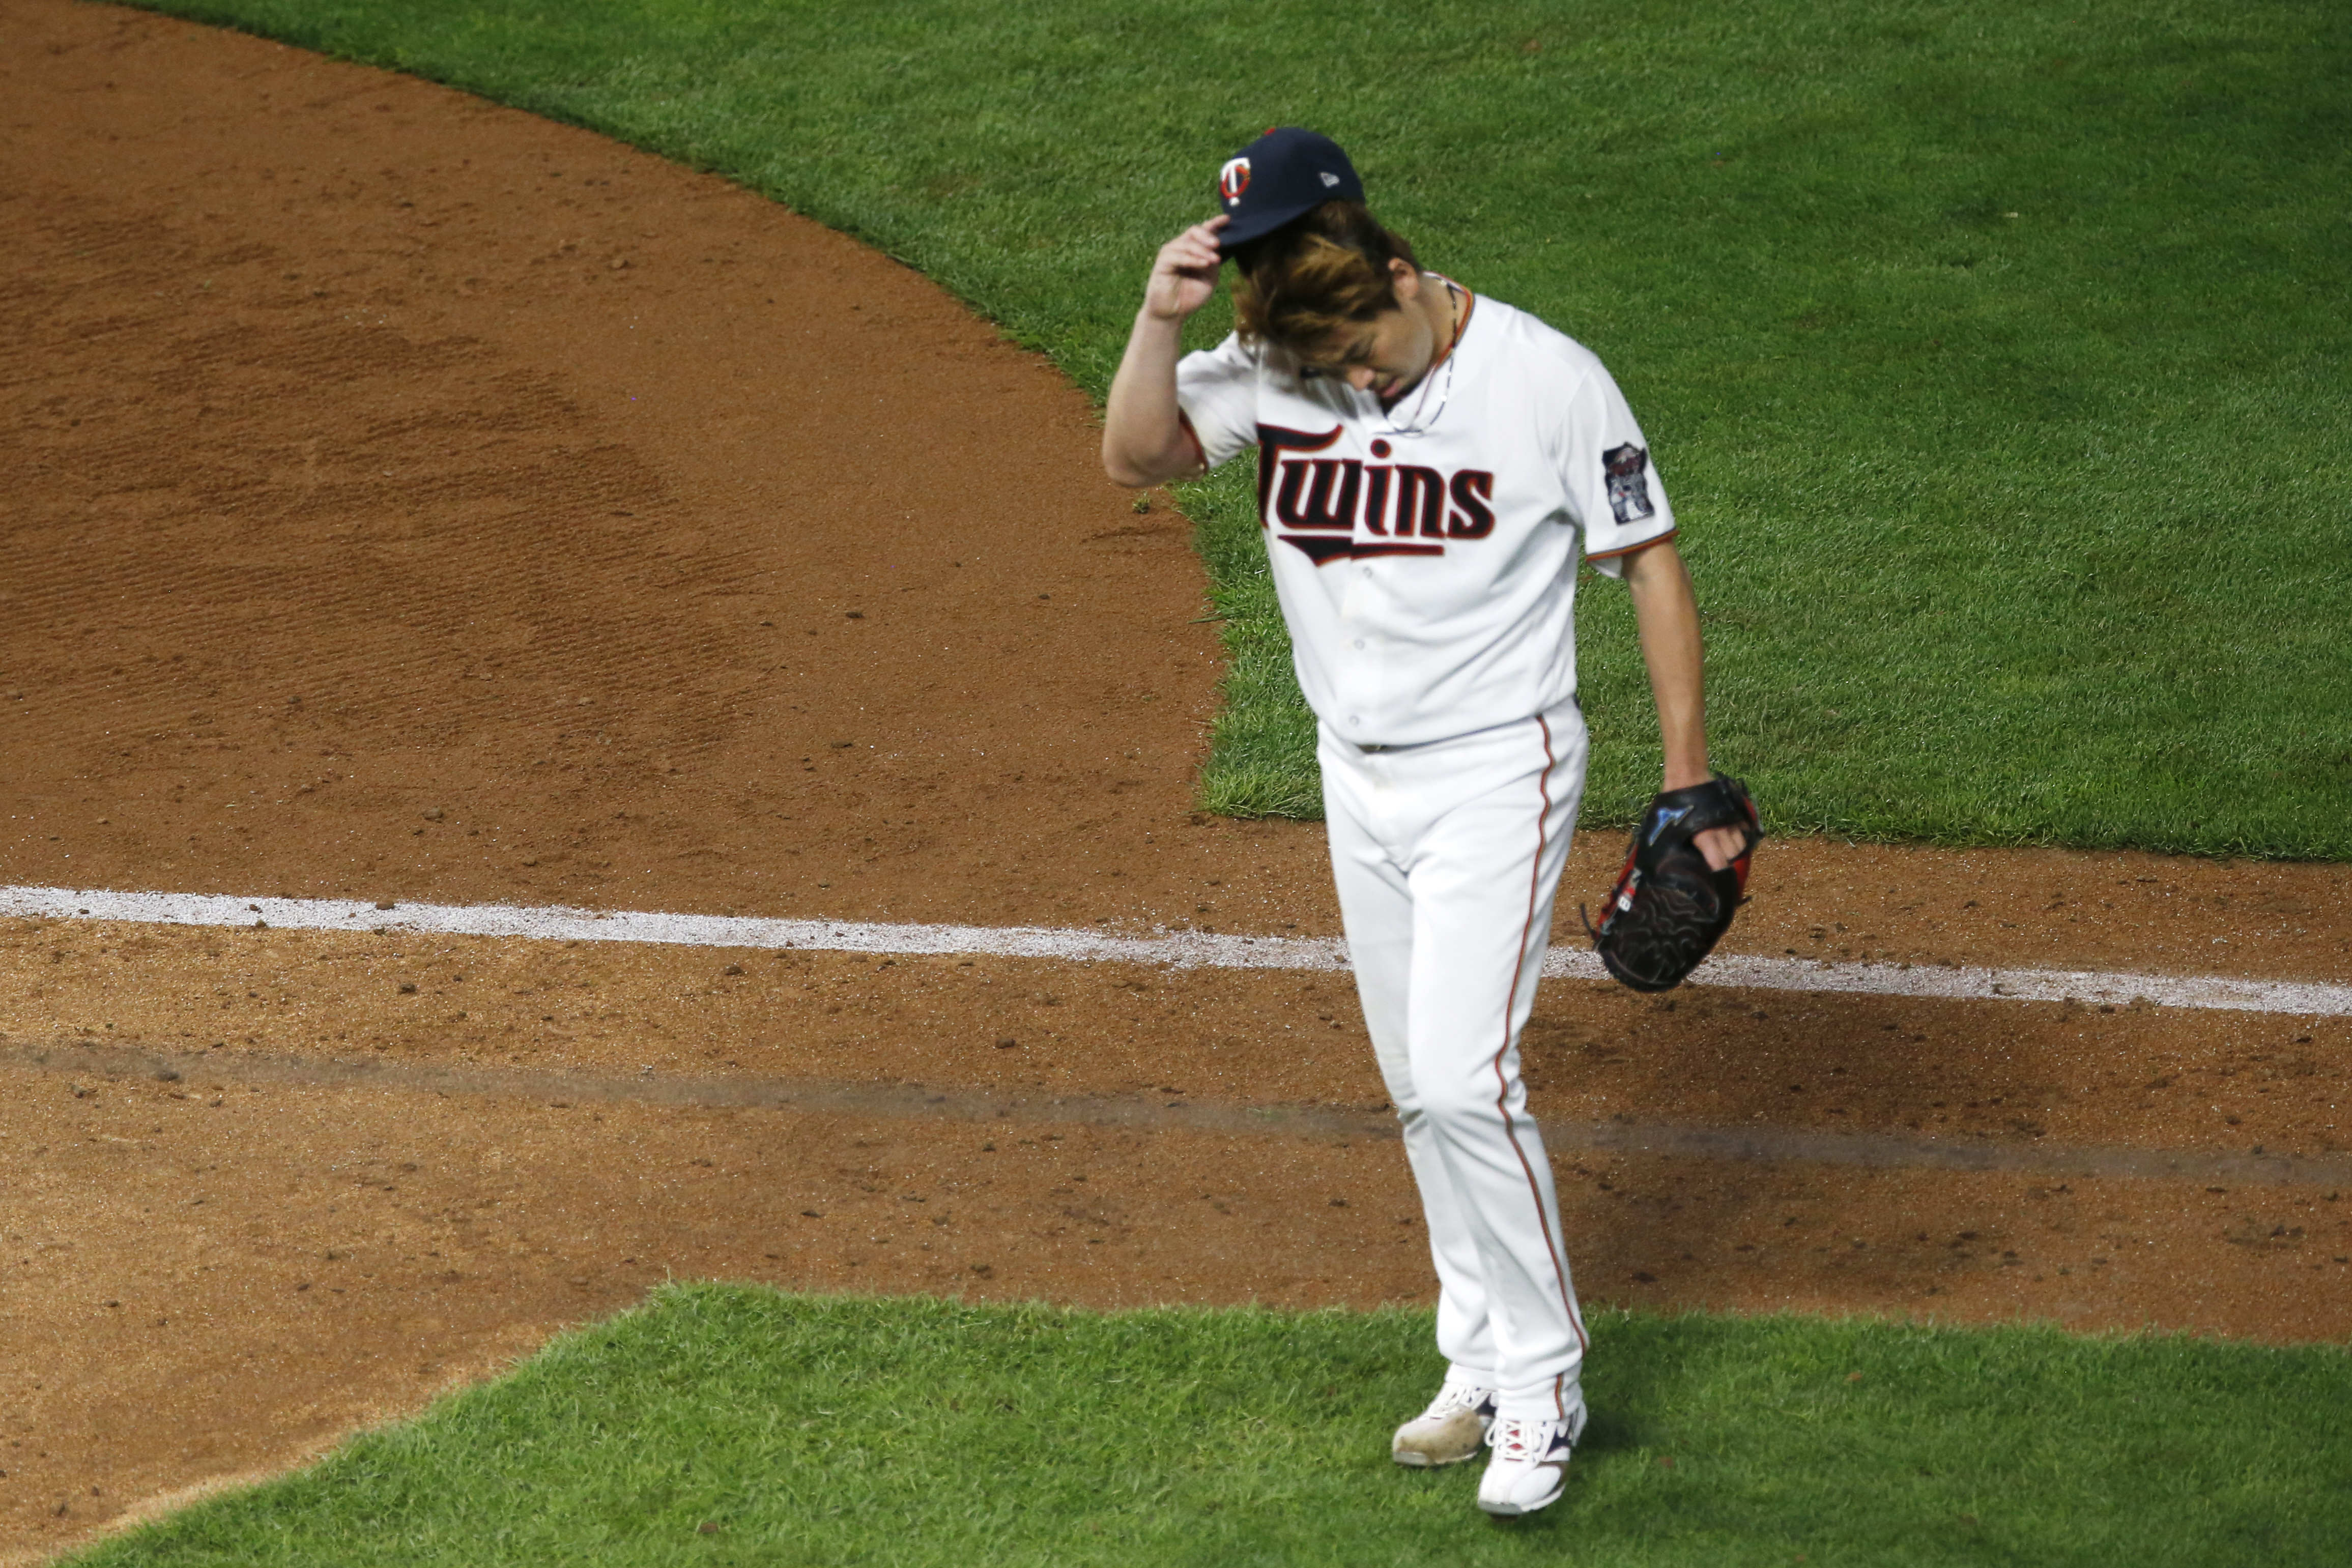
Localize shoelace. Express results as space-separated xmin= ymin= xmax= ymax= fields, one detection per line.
xmin=1430 ymin=1382 xmax=1493 ymax=1418
xmin=1489 ymin=1417 xmax=1556 ymax=1463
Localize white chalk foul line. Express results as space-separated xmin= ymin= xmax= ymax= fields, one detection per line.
xmin=3 ymin=883 xmax=2347 ymax=1018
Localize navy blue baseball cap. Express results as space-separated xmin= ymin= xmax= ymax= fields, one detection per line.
xmin=1214 ymin=127 xmax=1365 ymax=253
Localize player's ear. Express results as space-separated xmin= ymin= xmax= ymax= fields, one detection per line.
xmin=1388 ymin=257 xmax=1421 ymax=298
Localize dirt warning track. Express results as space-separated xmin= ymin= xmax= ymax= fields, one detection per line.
xmin=3 ymin=1 xmax=2349 ymax=1559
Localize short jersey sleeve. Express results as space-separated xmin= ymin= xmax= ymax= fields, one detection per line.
xmin=1174 ymin=331 xmax=1263 ymax=472
xmin=1552 ymin=358 xmax=1676 ymax=578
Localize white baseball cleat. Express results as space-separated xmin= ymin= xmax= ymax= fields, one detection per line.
xmin=1475 ymin=1411 xmax=1582 ymax=1516
xmin=1390 ymin=1374 xmax=1497 ymax=1468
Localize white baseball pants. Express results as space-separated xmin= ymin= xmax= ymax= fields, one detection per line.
xmin=1319 ymin=703 xmax=1591 ymax=1425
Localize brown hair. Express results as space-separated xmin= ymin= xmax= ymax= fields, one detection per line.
xmin=1230 ymin=201 xmax=1422 ymax=353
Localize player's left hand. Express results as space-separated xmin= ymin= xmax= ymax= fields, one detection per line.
xmin=1585 ymin=776 xmax=1764 ymax=993
xmin=1662 ymin=758 xmax=1748 ymax=870
xmin=1691 ymin=823 xmax=1746 ymax=871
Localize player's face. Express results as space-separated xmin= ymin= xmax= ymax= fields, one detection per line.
xmin=1305 ymin=312 xmax=1435 ymax=400
xmin=1297 ymin=265 xmax=1443 ymax=402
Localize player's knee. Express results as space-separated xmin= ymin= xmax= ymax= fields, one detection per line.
xmin=1412 ymin=1069 xmax=1505 ymax=1130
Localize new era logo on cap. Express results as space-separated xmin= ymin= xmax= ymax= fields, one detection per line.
xmin=1211 ymin=127 xmax=1365 ymax=252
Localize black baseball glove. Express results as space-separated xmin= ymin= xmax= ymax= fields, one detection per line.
xmin=1583 ymin=776 xmax=1763 ymax=992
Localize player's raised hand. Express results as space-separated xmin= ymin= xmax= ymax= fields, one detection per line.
xmin=1141 ymin=217 xmax=1229 ymax=322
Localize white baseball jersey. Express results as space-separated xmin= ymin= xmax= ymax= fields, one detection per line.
xmin=1176 ymin=284 xmax=1675 ymax=748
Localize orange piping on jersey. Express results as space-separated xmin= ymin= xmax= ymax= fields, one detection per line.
xmin=1584 ymin=527 xmax=1678 ymax=562
xmin=1425 ymin=276 xmax=1475 ymax=379
xmin=1492 ymin=712 xmax=1589 ymax=1420
xmin=1175 ymin=410 xmax=1209 ymax=476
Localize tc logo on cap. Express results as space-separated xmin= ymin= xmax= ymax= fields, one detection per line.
xmin=1218 ymin=156 xmax=1252 ymax=205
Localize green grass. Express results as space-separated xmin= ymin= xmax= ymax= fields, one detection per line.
xmin=67 ymin=1285 xmax=2352 ymax=1566
xmin=124 ymin=0 xmax=2352 ymax=855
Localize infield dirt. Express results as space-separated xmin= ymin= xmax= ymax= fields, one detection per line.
xmin=3 ymin=2 xmax=2348 ymax=1560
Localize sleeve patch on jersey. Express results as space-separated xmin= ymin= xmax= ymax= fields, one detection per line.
xmin=1602 ymin=443 xmax=1656 ymax=525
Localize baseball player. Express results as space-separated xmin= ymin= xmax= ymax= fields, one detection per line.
xmin=1103 ymin=128 xmax=1748 ymax=1517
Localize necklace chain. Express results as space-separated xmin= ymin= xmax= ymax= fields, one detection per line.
xmin=1380 ymin=280 xmax=1465 ymax=437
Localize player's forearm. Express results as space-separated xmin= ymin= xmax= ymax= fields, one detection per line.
xmin=1102 ymin=310 xmax=1199 ymax=487
xmin=1623 ymin=543 xmax=1714 ymax=789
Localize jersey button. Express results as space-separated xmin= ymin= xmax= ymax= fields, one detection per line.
xmin=1346 ymin=715 xmax=1363 ymax=729
xmin=1353 ymin=638 xmax=1366 ymax=650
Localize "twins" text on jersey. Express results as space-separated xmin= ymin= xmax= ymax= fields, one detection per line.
xmin=1257 ymin=424 xmax=1494 ymax=565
